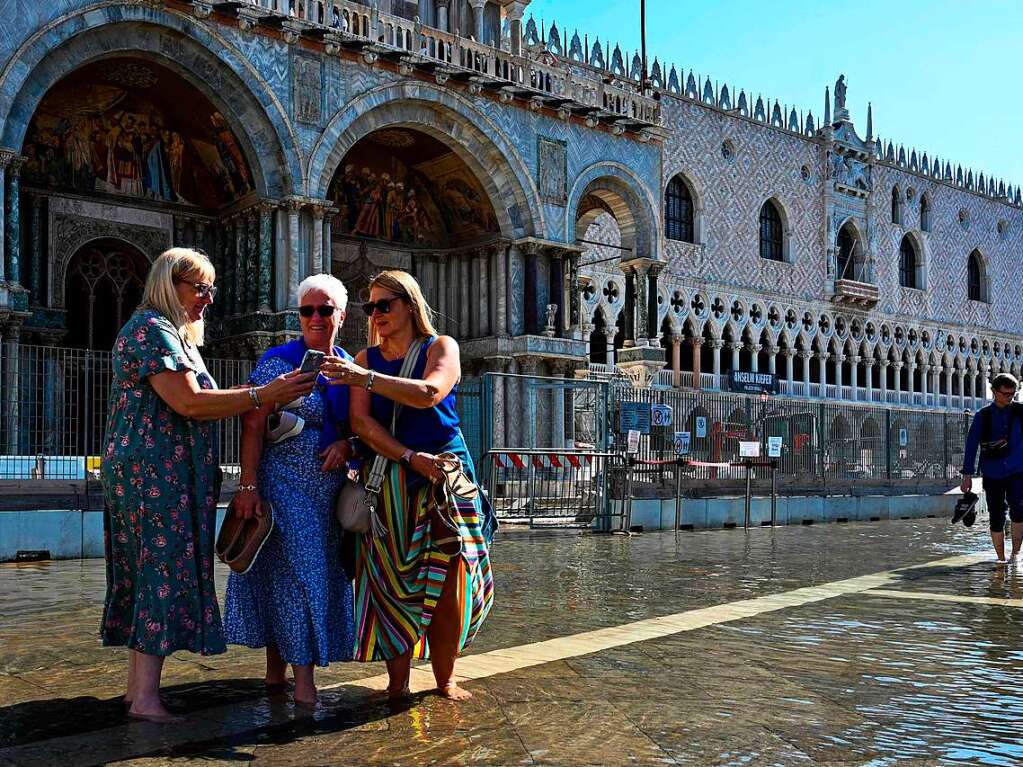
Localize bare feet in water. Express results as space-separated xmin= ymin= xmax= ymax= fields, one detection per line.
xmin=438 ymin=682 xmax=472 ymax=701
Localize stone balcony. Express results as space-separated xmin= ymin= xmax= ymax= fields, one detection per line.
xmin=205 ymin=0 xmax=662 ymax=133
xmin=831 ymin=278 xmax=880 ymax=308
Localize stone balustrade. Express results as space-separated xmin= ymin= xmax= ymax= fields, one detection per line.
xmin=212 ymin=0 xmax=661 ymax=129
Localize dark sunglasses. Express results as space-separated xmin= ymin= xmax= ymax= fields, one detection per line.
xmin=298 ymin=304 xmax=338 ymax=318
xmin=176 ymin=279 xmax=218 ymax=299
xmin=361 ymin=296 xmax=404 ymax=317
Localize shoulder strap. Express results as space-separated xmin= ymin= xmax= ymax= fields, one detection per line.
xmin=365 ymin=337 xmax=426 ymax=495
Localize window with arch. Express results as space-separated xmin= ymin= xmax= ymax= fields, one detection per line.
xmin=899 ymin=234 xmax=919 ymax=289
xmin=919 ymin=194 xmax=931 ymax=232
xmin=968 ymin=250 xmax=988 ymax=302
xmin=758 ymin=200 xmax=784 ymax=261
xmin=891 ymin=187 xmax=902 ymax=225
xmin=836 ymin=222 xmax=862 ymax=281
xmin=664 ymin=176 xmax=695 ymax=243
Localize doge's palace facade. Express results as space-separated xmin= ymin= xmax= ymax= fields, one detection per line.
xmin=0 ymin=0 xmax=1020 ymax=449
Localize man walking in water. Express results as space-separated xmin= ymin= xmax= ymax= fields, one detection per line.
xmin=961 ymin=373 xmax=1023 ymax=563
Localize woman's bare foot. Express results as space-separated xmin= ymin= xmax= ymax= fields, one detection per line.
xmin=128 ymin=694 xmax=180 ymax=721
xmin=437 ymin=682 xmax=472 ymax=701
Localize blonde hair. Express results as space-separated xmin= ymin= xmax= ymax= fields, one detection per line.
xmin=367 ymin=270 xmax=438 ymax=347
xmin=139 ymin=247 xmax=216 ymax=347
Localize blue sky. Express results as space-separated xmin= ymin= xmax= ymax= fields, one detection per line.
xmin=526 ymin=0 xmax=1023 ymax=185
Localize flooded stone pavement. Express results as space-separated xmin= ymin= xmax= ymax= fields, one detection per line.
xmin=2 ymin=518 xmax=1023 ymax=766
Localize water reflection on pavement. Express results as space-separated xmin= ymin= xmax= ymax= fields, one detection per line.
xmin=2 ymin=518 xmax=1022 ymax=766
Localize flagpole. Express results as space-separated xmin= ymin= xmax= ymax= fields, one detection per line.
xmin=640 ymin=0 xmax=648 ymax=91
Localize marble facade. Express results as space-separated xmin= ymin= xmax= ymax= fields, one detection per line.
xmin=0 ymin=0 xmax=1020 ymax=452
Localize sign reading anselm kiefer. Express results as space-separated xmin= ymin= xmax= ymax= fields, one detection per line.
xmin=727 ymin=370 xmax=779 ymax=395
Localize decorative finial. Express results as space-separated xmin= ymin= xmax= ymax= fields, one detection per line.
xmin=824 ymin=86 xmax=831 ymax=125
xmin=866 ymin=102 xmax=873 ymax=141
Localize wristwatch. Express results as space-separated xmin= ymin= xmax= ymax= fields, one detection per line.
xmin=399 ymin=448 xmax=414 ymax=466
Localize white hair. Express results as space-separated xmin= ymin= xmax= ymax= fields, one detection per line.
xmin=297 ymin=273 xmax=348 ymax=311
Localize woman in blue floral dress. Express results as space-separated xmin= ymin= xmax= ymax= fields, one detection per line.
xmin=101 ymin=248 xmax=316 ymax=723
xmin=224 ymin=274 xmax=356 ymax=706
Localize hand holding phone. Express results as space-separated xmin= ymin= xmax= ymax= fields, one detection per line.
xmin=299 ymin=349 xmax=326 ymax=374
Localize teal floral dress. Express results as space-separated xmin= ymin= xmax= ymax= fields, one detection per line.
xmin=100 ymin=309 xmax=226 ymax=656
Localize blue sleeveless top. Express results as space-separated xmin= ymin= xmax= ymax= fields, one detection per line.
xmin=366 ymin=336 xmax=460 ymax=454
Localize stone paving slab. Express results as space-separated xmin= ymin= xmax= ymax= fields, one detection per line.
xmin=2 ymin=519 xmax=1021 ymax=765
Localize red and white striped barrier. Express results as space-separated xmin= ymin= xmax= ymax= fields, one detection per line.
xmin=492 ymin=452 xmax=597 ymax=469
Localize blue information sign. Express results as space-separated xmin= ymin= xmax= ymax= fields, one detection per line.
xmin=620 ymin=401 xmax=652 ymax=435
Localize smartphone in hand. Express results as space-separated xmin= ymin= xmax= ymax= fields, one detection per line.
xmin=299 ymin=349 xmax=325 ymax=374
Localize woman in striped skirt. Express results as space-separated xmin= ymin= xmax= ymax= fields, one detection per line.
xmin=322 ymin=269 xmax=494 ymax=701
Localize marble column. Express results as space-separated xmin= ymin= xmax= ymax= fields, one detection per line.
xmin=523 ymin=244 xmax=538 ymax=335
xmin=507 ymin=243 xmax=524 ymax=336
xmin=711 ymin=339 xmax=724 ymax=386
xmin=258 ymin=203 xmax=274 ymax=312
xmin=480 ymin=250 xmax=491 ymax=337
xmin=834 ymin=353 xmax=844 ymax=392
xmin=818 ymin=351 xmax=829 ymax=391
xmin=879 ymin=360 xmax=889 ymax=399
xmin=864 ymin=360 xmax=874 ymax=401
xmin=920 ymin=364 xmax=930 ymax=402
xmin=850 ymin=355 xmax=860 ymax=398
xmin=631 ymin=265 xmax=650 ymax=346
xmin=285 ymin=199 xmax=302 ymax=307
xmin=493 ymin=246 xmax=508 ymax=337
xmin=436 ymin=256 xmax=448 ymax=335
xmin=507 ymin=0 xmax=525 ymax=55
xmin=234 ymin=216 xmax=246 ymax=315
xmin=671 ymin=335 xmax=681 ymax=386
xmin=5 ymin=158 xmax=21 ymax=285
xmin=945 ymin=367 xmax=954 ymax=406
xmin=470 ymin=249 xmax=483 ymax=338
xmin=800 ymin=350 xmax=812 ymax=389
xmin=519 ymin=356 xmax=541 ymax=448
xmin=0 ymin=155 xmax=7 ymax=282
xmin=550 ymin=250 xmax=564 ymax=336
xmin=691 ymin=338 xmax=703 ymax=389
xmin=221 ymin=219 xmax=236 ymax=317
xmin=729 ymin=341 xmax=741 ymax=373
xmin=29 ymin=195 xmax=43 ymax=304
xmin=784 ymin=349 xmax=795 ymax=388
xmin=4 ymin=324 xmax=20 ymax=453
xmin=892 ymin=362 xmax=903 ymax=397
xmin=506 ymin=358 xmax=521 ymax=446
xmin=767 ymin=345 xmax=778 ymax=375
xmin=470 ymin=0 xmax=485 ymax=42
xmin=957 ymin=369 xmax=966 ymax=409
xmin=749 ymin=343 xmax=761 ymax=373
xmin=459 ymin=253 xmax=471 ymax=339
xmin=447 ymin=255 xmax=458 ymax=337
xmin=311 ymin=204 xmax=325 ymax=279
xmin=906 ymin=361 xmax=917 ymax=397
xmin=436 ymin=0 xmax=449 ymax=32
xmin=246 ymin=210 xmax=259 ymax=312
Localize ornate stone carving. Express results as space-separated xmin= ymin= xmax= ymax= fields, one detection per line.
xmin=293 ymin=52 xmax=323 ymax=125
xmin=537 ymin=137 xmax=567 ymax=206
xmin=51 ymin=214 xmax=169 ymax=308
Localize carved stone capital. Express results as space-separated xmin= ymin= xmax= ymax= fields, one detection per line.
xmin=191 ymin=0 xmax=212 ymax=19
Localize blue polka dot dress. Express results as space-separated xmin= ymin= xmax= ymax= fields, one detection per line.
xmin=224 ymin=356 xmax=354 ymax=666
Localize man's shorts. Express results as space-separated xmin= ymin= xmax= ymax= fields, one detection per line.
xmin=981 ymin=473 xmax=1023 ymax=532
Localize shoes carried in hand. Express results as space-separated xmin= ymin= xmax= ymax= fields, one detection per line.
xmin=952 ymin=491 xmax=978 ymax=527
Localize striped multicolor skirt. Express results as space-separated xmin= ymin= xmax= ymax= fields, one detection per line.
xmin=353 ymin=436 xmax=494 ymax=661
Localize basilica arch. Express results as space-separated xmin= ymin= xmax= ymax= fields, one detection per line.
xmin=309 ymin=83 xmax=542 ymax=241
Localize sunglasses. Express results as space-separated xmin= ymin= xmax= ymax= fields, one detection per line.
xmin=177 ymin=280 xmax=218 ymax=299
xmin=361 ymin=296 xmax=404 ymax=317
xmin=298 ymin=304 xmax=338 ymax=318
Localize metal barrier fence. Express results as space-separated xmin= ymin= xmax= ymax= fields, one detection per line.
xmin=609 ymin=384 xmax=972 ymax=486
xmin=483 ymin=449 xmax=623 ymax=528
xmin=478 ymin=373 xmax=973 ymax=489
xmin=0 ymin=344 xmax=253 ymax=480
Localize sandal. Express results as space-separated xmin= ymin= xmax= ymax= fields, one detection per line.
xmin=427 ymin=484 xmax=463 ymax=557
xmin=435 ymin=453 xmax=478 ymax=500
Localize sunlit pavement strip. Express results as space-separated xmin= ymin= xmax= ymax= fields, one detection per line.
xmin=0 ymin=552 xmax=990 ymax=767
xmin=867 ymin=587 xmax=1023 ymax=608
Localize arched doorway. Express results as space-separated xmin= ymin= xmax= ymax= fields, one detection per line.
xmin=65 ymin=240 xmax=150 ymax=350
xmin=20 ymin=56 xmax=258 ymax=337
xmin=326 ymin=126 xmax=500 ymax=349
